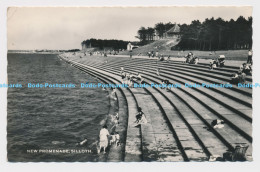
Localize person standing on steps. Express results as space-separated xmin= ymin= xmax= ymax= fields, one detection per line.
xmin=129 ymin=50 xmax=133 ymax=59
xmin=155 ymin=51 xmax=159 ymax=58
xmin=109 ymin=87 xmax=117 ymax=100
xmin=166 ymin=55 xmax=171 ymax=62
xmin=156 ymin=68 xmax=160 ymax=76
xmin=148 ymin=51 xmax=151 ymax=58
xmin=121 ymin=71 xmax=126 ymax=84
xmin=247 ymin=49 xmax=253 ymax=64
xmin=99 ymin=125 xmax=110 ymax=154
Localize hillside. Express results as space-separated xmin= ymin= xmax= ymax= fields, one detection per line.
xmin=80 ymin=48 xmax=98 ymax=53
xmin=119 ymin=38 xmax=180 ymax=56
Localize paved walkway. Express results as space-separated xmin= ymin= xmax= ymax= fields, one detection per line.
xmin=106 ymin=55 xmax=245 ymax=67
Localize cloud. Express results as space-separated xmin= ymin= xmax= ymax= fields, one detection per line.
xmin=7 ymin=7 xmax=252 ymax=50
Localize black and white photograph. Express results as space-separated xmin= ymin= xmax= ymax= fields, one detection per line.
xmin=5 ymin=6 xmax=254 ymax=162
xmin=1 ymin=1 xmax=260 ymax=171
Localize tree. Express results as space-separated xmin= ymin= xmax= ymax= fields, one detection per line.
xmin=137 ymin=27 xmax=148 ymax=42
xmin=176 ymin=16 xmax=252 ymax=50
xmin=147 ymin=27 xmax=155 ymax=41
xmin=155 ymin=23 xmax=165 ymax=39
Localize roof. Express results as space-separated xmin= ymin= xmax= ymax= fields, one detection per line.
xmin=166 ymin=24 xmax=180 ymax=33
xmin=219 ymin=55 xmax=225 ymax=59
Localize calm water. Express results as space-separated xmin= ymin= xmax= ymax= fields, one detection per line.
xmin=7 ymin=53 xmax=110 ymax=162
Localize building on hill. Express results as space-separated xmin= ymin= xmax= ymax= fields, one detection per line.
xmin=127 ymin=43 xmax=132 ymax=50
xmin=154 ymin=23 xmax=180 ymax=40
xmin=163 ymin=23 xmax=180 ymax=39
xmin=127 ymin=42 xmax=139 ymax=51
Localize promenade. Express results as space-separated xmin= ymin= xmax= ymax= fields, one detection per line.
xmin=59 ymin=53 xmax=252 ymax=162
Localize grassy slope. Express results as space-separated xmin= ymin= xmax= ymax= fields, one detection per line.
xmin=119 ymin=38 xmax=248 ymax=61
xmin=119 ymin=39 xmax=180 ymax=55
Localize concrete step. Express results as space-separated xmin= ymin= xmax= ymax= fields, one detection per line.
xmin=96 ymin=57 xmax=252 ymax=82
xmin=121 ymin=63 xmax=252 ymax=106
xmin=107 ymin=89 xmax=128 ymax=162
xmin=87 ymin=61 xmax=251 ymax=146
xmin=91 ymin=62 xmax=252 ymax=122
xmin=61 ymin=55 xmax=252 ymax=161
xmin=88 ymin=62 xmax=244 ymax=159
xmin=98 ymin=59 xmax=252 ymax=96
xmin=145 ymin=87 xmax=209 ymax=161
xmin=131 ymin=87 xmax=184 ymax=161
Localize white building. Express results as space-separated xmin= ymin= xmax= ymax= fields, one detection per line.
xmin=127 ymin=43 xmax=132 ymax=51
xmin=127 ymin=43 xmax=139 ymax=51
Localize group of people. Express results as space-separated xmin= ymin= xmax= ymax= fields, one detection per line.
xmin=105 ymin=87 xmax=117 ymax=100
xmin=147 ymin=51 xmax=158 ymax=58
xmin=230 ymin=62 xmax=252 ymax=85
xmin=98 ymin=88 xmax=121 ymax=154
xmin=161 ymin=79 xmax=172 ymax=91
xmin=240 ymin=63 xmax=252 ymax=75
xmin=185 ymin=52 xmax=199 ymax=64
xmin=230 ymin=71 xmax=246 ymax=85
xmin=158 ymin=55 xmax=171 ymax=62
xmin=147 ymin=51 xmax=171 ymax=63
xmin=99 ymin=125 xmax=120 ymax=154
xmin=99 ymin=103 xmax=148 ymax=153
xmin=78 ymin=49 xmax=122 ymax=58
xmin=209 ymin=55 xmax=225 ymax=70
xmin=120 ymin=67 xmax=144 ymax=87
xmin=230 ymin=50 xmax=253 ymax=85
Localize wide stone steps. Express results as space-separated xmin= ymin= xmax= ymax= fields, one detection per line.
xmin=96 ymin=58 xmax=252 ymax=96
xmin=96 ymin=57 xmax=252 ymax=82
xmin=85 ymin=60 xmax=252 ymax=159
xmin=59 ymin=54 xmax=252 ymax=161
xmin=90 ymin=61 xmax=252 ymax=123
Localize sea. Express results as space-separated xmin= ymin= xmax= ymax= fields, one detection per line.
xmin=7 ymin=53 xmax=110 ymax=162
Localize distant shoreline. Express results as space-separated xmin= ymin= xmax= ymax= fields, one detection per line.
xmin=7 ymin=51 xmax=61 ymax=54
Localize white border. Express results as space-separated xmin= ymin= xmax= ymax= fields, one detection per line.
xmin=1 ymin=0 xmax=260 ymax=172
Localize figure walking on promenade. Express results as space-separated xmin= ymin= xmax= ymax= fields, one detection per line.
xmin=99 ymin=125 xmax=110 ymax=154
xmin=130 ymin=50 xmax=133 ymax=59
xmin=247 ymin=49 xmax=253 ymax=64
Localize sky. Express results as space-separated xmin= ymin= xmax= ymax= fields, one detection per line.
xmin=7 ymin=6 xmax=252 ymax=50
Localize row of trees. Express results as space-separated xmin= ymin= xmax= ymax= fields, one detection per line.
xmin=177 ymin=16 xmax=252 ymax=50
xmin=136 ymin=22 xmax=176 ymax=42
xmin=136 ymin=27 xmax=155 ymax=42
xmin=81 ymin=38 xmax=129 ymax=50
xmin=136 ymin=16 xmax=252 ymax=50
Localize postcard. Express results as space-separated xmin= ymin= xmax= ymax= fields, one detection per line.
xmin=5 ymin=6 xmax=254 ymax=163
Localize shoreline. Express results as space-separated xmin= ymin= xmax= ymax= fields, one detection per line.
xmin=61 ymin=52 xmax=246 ymax=68
xmin=58 ymin=54 xmax=128 ymax=161
xmin=8 ymin=52 xmax=62 ymax=54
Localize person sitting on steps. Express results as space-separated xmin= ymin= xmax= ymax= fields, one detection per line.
xmin=134 ymin=107 xmax=147 ymax=125
xmin=209 ymin=59 xmax=217 ymax=70
xmin=240 ymin=63 xmax=252 ymax=75
xmin=185 ymin=52 xmax=193 ymax=63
